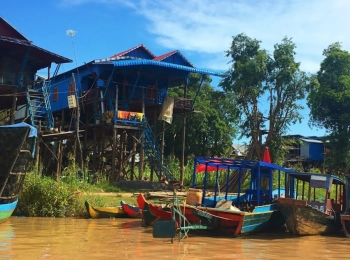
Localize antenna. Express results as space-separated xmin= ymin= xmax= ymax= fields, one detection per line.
xmin=66 ymin=29 xmax=79 ymax=69
xmin=66 ymin=29 xmax=81 ymax=100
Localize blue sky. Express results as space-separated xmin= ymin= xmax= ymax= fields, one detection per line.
xmin=3 ymin=0 xmax=350 ymax=143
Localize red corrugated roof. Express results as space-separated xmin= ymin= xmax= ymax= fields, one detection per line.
xmin=110 ymin=44 xmax=156 ymax=59
xmin=153 ymin=50 xmax=195 ymax=68
xmin=153 ymin=50 xmax=178 ymax=61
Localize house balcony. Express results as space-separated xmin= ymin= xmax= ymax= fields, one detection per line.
xmin=173 ymin=97 xmax=194 ymax=112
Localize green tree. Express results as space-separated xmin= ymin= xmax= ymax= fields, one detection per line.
xmin=307 ymin=43 xmax=350 ymax=175
xmin=220 ymin=34 xmax=309 ymax=164
xmin=162 ymin=74 xmax=239 ymax=162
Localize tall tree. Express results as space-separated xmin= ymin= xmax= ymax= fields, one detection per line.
xmin=220 ymin=34 xmax=308 ymax=163
xmin=162 ymin=74 xmax=239 ymax=162
xmin=308 ymin=43 xmax=350 ymax=175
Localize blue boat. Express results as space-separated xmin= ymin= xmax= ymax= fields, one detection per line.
xmin=174 ymin=157 xmax=295 ymax=237
xmin=0 ymin=123 xmax=37 ymax=222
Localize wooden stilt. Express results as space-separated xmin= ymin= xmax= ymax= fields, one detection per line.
xmin=180 ymin=80 xmax=188 ymax=185
xmin=92 ymin=128 xmax=97 ymax=172
xmin=35 ymin=121 xmax=42 ymax=175
xmin=139 ymin=87 xmax=145 ymax=180
xmin=10 ymin=89 xmax=17 ymax=124
xmin=112 ymin=126 xmax=117 ymax=181
xmin=55 ymin=139 xmax=62 ymax=181
xmin=180 ymin=113 xmax=187 ymax=185
xmin=131 ymin=136 xmax=136 ymax=180
xmin=111 ymin=84 xmax=119 ymax=181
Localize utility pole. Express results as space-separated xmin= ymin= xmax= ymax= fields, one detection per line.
xmin=72 ymin=73 xmax=84 ymax=171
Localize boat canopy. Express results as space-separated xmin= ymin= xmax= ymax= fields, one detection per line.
xmin=192 ymin=157 xmax=295 ymax=207
xmin=0 ymin=122 xmax=37 ymax=137
xmin=195 ymin=157 xmax=295 ymax=173
xmin=287 ymin=172 xmax=345 ymax=186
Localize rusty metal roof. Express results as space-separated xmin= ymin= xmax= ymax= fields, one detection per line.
xmin=0 ymin=36 xmax=72 ymax=68
xmin=110 ymin=44 xmax=156 ymax=59
xmin=153 ymin=50 xmax=195 ymax=68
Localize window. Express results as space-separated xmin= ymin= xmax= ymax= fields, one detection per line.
xmin=53 ymin=87 xmax=58 ymax=102
xmin=68 ymin=82 xmax=75 ymax=96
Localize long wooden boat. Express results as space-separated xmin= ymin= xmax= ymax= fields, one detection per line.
xmin=341 ymin=174 xmax=350 ymax=237
xmin=120 ymin=200 xmax=142 ymax=218
xmin=0 ymin=123 xmax=37 ymax=222
xmin=85 ymin=200 xmax=128 ymax=219
xmin=171 ymin=158 xmax=294 ymax=237
xmin=148 ymin=202 xmax=172 ymax=220
xmin=137 ymin=194 xmax=160 ymax=226
xmin=176 ymin=200 xmax=284 ymax=236
xmin=278 ymin=172 xmax=346 ymax=236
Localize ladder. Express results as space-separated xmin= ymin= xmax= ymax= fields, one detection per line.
xmin=26 ymin=80 xmax=54 ymax=129
xmin=142 ymin=123 xmax=176 ymax=182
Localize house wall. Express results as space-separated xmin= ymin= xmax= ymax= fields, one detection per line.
xmin=309 ymin=142 xmax=324 ymax=161
xmin=50 ymin=66 xmax=92 ymax=112
xmin=300 ymin=142 xmax=310 ymax=159
xmin=300 ymin=141 xmax=324 ymax=162
xmin=49 ymin=63 xmax=173 ymax=113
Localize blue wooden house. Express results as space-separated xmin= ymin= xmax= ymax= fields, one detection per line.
xmin=284 ymin=135 xmax=325 ymax=171
xmin=300 ymin=138 xmax=324 ymax=162
xmin=30 ymin=44 xmax=222 ymax=182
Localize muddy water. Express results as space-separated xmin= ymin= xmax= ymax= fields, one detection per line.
xmin=0 ymin=217 xmax=349 ymax=260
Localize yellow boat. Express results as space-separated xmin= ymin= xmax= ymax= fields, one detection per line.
xmin=85 ymin=201 xmax=128 ymax=219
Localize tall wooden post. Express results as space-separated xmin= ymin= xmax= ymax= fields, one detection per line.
xmin=139 ymin=87 xmax=145 ymax=180
xmin=180 ymin=80 xmax=188 ymax=185
xmin=72 ymin=73 xmax=84 ymax=171
xmin=131 ymin=136 xmax=136 ymax=180
xmin=112 ymin=85 xmax=118 ymax=181
xmin=92 ymin=128 xmax=97 ymax=172
xmin=35 ymin=121 xmax=42 ymax=175
xmin=10 ymin=89 xmax=17 ymax=124
xmin=161 ymin=121 xmax=165 ymax=165
xmin=55 ymin=140 xmax=62 ymax=181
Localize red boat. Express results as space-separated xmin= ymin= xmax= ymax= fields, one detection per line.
xmin=137 ymin=194 xmax=147 ymax=211
xmin=120 ymin=200 xmax=142 ymax=218
xmin=148 ymin=203 xmax=172 ymax=220
xmin=137 ymin=194 xmax=160 ymax=226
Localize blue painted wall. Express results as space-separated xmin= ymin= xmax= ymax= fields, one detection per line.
xmin=308 ymin=142 xmax=324 ymax=161
xmin=49 ymin=62 xmax=175 ymax=113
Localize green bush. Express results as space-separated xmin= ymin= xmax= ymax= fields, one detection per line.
xmin=16 ymin=173 xmax=71 ymax=217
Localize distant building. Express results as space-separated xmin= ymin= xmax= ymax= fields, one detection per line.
xmin=284 ymin=135 xmax=325 ymax=171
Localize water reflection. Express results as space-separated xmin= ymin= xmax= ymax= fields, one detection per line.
xmin=0 ymin=217 xmax=349 ymax=259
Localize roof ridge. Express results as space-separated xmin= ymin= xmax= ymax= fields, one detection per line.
xmin=110 ymin=44 xmax=156 ymax=59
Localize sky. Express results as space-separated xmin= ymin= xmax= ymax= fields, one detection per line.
xmin=2 ymin=0 xmax=350 ymax=143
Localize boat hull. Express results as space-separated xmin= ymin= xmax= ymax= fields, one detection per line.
xmin=341 ymin=214 xmax=350 ymax=238
xmin=0 ymin=199 xmax=18 ymax=222
xmin=0 ymin=124 xmax=36 ymax=206
xmin=85 ymin=201 xmax=128 ymax=219
xmin=278 ymin=198 xmax=341 ymax=236
xmin=149 ymin=203 xmax=172 ymax=220
xmin=137 ymin=194 xmax=159 ymax=226
xmin=120 ymin=200 xmax=142 ymax=218
xmin=177 ymin=203 xmax=282 ymax=237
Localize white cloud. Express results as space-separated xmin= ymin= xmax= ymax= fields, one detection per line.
xmin=59 ymin=0 xmax=350 ymax=73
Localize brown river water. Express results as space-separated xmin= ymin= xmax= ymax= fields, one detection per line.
xmin=0 ymin=217 xmax=349 ymax=260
